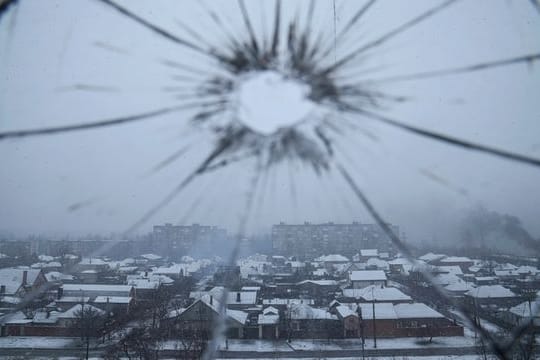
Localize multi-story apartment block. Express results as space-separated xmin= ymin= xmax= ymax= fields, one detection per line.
xmin=271 ymin=221 xmax=398 ymax=258
xmin=152 ymin=223 xmax=227 ymax=257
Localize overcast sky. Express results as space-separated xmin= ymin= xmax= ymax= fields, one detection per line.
xmin=1 ymin=0 xmax=539 ymax=244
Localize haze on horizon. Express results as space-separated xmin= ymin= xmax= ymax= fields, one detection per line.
xmin=1 ymin=0 xmax=539 ymax=249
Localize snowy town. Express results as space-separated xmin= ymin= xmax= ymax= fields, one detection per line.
xmin=0 ymin=222 xmax=538 ymax=359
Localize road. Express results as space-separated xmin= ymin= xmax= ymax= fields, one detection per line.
xmin=0 ymin=344 xmax=483 ymax=359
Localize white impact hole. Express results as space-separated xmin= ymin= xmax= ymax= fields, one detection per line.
xmin=237 ymin=71 xmax=316 ymax=135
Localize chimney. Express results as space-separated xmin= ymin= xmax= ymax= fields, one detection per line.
xmin=0 ymin=285 xmax=5 ymax=294
xmin=57 ymin=287 xmax=64 ymax=299
xmin=210 ymin=295 xmax=213 ymax=305
xmin=236 ymin=292 xmax=241 ymax=303
xmin=22 ymin=270 xmax=28 ymax=286
xmin=144 ymin=271 xmax=148 ymax=277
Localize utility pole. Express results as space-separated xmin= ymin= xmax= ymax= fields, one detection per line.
xmin=372 ymin=287 xmax=377 ymax=348
xmin=356 ymin=304 xmax=365 ymax=360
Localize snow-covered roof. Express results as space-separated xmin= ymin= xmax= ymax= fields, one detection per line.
xmin=62 ymin=284 xmax=133 ymax=294
xmin=312 ymin=268 xmax=329 ymax=276
xmin=45 ymin=271 xmax=74 ymax=282
xmin=357 ymin=303 xmax=397 ymax=320
xmin=494 ymin=269 xmax=519 ymax=277
xmin=366 ymin=258 xmax=389 ymax=270
xmin=78 ymin=257 xmax=108 ymax=266
xmin=227 ymin=291 xmax=257 ymax=305
xmin=465 ymin=285 xmax=516 ymax=298
xmin=342 ymin=285 xmax=411 ymax=302
xmin=350 ymin=270 xmax=387 ymax=282
xmin=440 ymin=256 xmax=472 ymax=263
xmin=118 ymin=266 xmax=138 ymax=273
xmin=3 ymin=311 xmax=33 ymax=324
xmin=360 ymin=249 xmax=378 ymax=257
xmin=241 ymin=286 xmax=261 ymax=292
xmin=190 ymin=287 xmax=257 ymax=305
xmin=263 ymin=306 xmax=279 ymax=315
xmin=154 ymin=264 xmax=189 ymax=275
xmin=181 ymin=255 xmax=195 ymax=263
xmin=258 ymin=313 xmax=279 ymax=324
xmin=56 ymin=296 xmax=91 ymax=303
xmin=32 ymin=310 xmax=61 ymax=324
xmin=0 ymin=295 xmax=21 ymax=304
xmin=289 ymin=304 xmax=337 ymax=320
xmin=140 ymin=253 xmax=162 ymax=261
xmin=336 ymin=305 xmax=357 ymax=318
xmin=444 ymin=281 xmax=476 ymax=293
xmin=432 ymin=273 xmax=461 ymax=286
xmin=436 ymin=265 xmax=463 ymax=275
xmin=394 ymin=303 xmax=444 ymax=319
xmin=0 ymin=268 xmax=42 ymax=294
xmin=418 ymin=253 xmax=446 ymax=262
xmin=263 ymin=298 xmax=314 ymax=305
xmin=516 ymin=266 xmax=540 ymax=275
xmin=93 ymin=296 xmax=132 ymax=304
xmin=297 ymin=279 xmax=338 ymax=286
xmin=286 ymin=261 xmax=306 ymax=268
xmin=226 ymin=309 xmax=249 ymax=325
xmin=388 ymin=258 xmax=413 ymax=265
xmin=58 ymin=304 xmax=105 ymax=319
xmin=315 ymin=254 xmax=350 ymax=263
xmin=128 ymin=279 xmax=160 ymax=290
xmin=510 ymin=301 xmax=540 ymax=318
xmin=38 ymin=255 xmax=55 ymax=262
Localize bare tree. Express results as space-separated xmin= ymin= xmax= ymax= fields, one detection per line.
xmin=73 ymin=304 xmax=106 ymax=360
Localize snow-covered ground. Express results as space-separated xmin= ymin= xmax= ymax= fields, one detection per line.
xmin=0 ymin=336 xmax=76 ymax=348
xmin=217 ymin=357 xmax=496 ymax=360
xmin=213 ymin=336 xmax=476 ymax=352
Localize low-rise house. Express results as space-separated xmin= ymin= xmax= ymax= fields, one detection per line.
xmin=366 ymin=258 xmax=389 ymax=271
xmin=435 ymin=256 xmax=474 ymax=273
xmin=93 ymin=295 xmax=133 ymax=314
xmin=257 ymin=306 xmax=280 ymax=339
xmin=332 ymin=302 xmax=463 ymax=338
xmin=166 ymin=297 xmax=248 ymax=339
xmin=296 ymin=280 xmax=340 ymax=299
xmin=501 ymin=300 xmax=540 ymax=328
xmin=0 ymin=268 xmax=48 ymax=308
xmin=190 ymin=287 xmax=257 ymax=310
xmin=464 ymin=285 xmax=519 ymax=307
xmin=77 ymin=258 xmax=109 ymax=272
xmin=355 ymin=249 xmax=378 ymax=263
xmin=388 ymin=258 xmax=413 ymax=275
xmin=262 ymin=298 xmax=315 ymax=313
xmin=315 ymin=255 xmax=350 ymax=270
xmin=286 ymin=303 xmax=340 ymax=339
xmin=55 ymin=296 xmax=91 ymax=311
xmin=349 ymin=270 xmax=387 ymax=288
xmin=339 ymin=285 xmax=412 ymax=304
xmin=126 ymin=272 xmax=174 ymax=300
xmin=3 ymin=304 xmax=105 ymax=337
xmin=474 ymin=276 xmax=498 ymax=286
xmin=61 ymin=284 xmax=135 ymax=299
xmin=138 ymin=253 xmax=163 ymax=266
xmin=56 ymin=303 xmax=106 ymax=328
xmin=444 ymin=280 xmax=476 ymax=297
xmin=44 ymin=271 xmax=74 ymax=284
xmin=418 ymin=253 xmax=446 ymax=264
xmin=393 ymin=303 xmax=463 ymax=337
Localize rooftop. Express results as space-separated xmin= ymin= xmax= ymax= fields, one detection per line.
xmin=350 ymin=270 xmax=387 ymax=282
